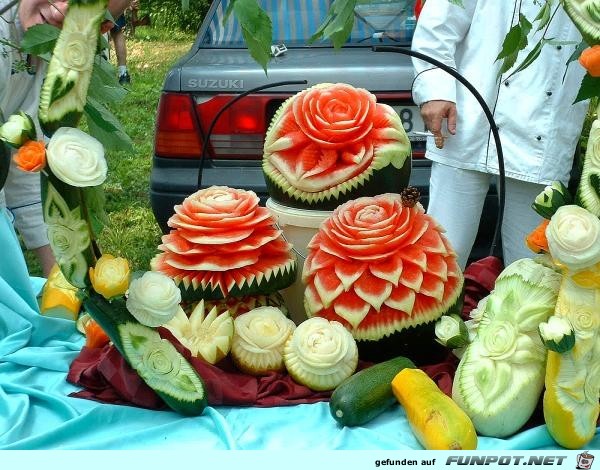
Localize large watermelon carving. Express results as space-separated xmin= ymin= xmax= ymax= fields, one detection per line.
xmin=303 ymin=190 xmax=463 ymax=361
xmin=263 ymin=83 xmax=411 ymax=210
xmin=152 ymin=186 xmax=297 ymax=301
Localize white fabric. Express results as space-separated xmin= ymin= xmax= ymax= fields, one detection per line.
xmin=429 ymin=162 xmax=546 ymax=269
xmin=0 ymin=1 xmax=49 ymax=249
xmin=411 ymin=0 xmax=588 ymax=185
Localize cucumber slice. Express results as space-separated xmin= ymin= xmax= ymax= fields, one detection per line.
xmin=563 ymin=0 xmax=600 ymax=45
xmin=84 ymin=292 xmax=208 ymax=416
xmin=119 ymin=322 xmax=208 ymax=416
xmin=38 ymin=0 xmax=108 ymax=135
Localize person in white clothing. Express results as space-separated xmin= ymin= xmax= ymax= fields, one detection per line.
xmin=411 ymin=0 xmax=588 ymax=269
xmin=0 ymin=0 xmax=131 ymax=277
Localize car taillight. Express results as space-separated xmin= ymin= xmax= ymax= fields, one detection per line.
xmin=155 ymin=93 xmax=203 ymax=158
xmin=195 ymin=94 xmax=273 ymax=160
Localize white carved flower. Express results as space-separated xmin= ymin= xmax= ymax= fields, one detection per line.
xmin=479 ymin=320 xmax=518 ymax=361
xmin=46 ymin=127 xmax=107 ymax=187
xmin=231 ymin=306 xmax=295 ymax=375
xmin=539 ymin=316 xmax=573 ymax=343
xmin=126 ymin=271 xmax=181 ymax=327
xmin=62 ymin=32 xmax=93 ymax=71
xmin=434 ymin=314 xmax=469 ymax=349
xmin=0 ymin=111 xmax=36 ymax=147
xmin=546 ymin=205 xmax=600 ymax=272
xmin=283 ymin=317 xmax=358 ymax=391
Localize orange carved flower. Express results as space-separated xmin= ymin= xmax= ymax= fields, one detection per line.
xmin=579 ymin=45 xmax=600 ymax=77
xmin=303 ymin=193 xmax=463 ymax=340
xmin=13 ymin=140 xmax=46 ymax=172
xmin=152 ymin=186 xmax=296 ymax=300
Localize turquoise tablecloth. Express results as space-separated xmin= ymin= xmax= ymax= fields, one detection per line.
xmin=0 ymin=278 xmax=597 ymax=450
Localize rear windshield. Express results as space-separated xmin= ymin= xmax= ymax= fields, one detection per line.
xmin=200 ymin=0 xmax=417 ymax=47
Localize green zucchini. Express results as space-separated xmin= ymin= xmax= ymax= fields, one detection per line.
xmin=38 ymin=0 xmax=108 ymax=135
xmin=84 ymin=291 xmax=208 ymax=416
xmin=329 ymin=356 xmax=416 ymax=427
xmin=563 ymin=0 xmax=600 ymax=45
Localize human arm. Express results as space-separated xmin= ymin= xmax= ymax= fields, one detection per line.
xmin=411 ymin=0 xmax=476 ymax=147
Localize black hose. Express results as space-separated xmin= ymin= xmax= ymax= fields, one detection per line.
xmin=373 ymin=45 xmax=506 ymax=259
xmin=196 ymin=79 xmax=308 ymax=189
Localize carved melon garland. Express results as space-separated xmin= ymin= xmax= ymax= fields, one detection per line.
xmin=151 ymin=186 xmax=297 ymax=301
xmin=303 ymin=191 xmax=463 ymax=346
xmin=263 ymin=83 xmax=411 ymax=210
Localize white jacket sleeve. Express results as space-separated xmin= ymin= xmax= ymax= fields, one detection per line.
xmin=411 ymin=0 xmax=477 ymax=106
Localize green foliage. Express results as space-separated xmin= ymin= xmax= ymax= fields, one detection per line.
xmin=143 ymin=0 xmax=209 ymax=32
xmin=309 ymin=0 xmax=358 ymax=48
xmin=224 ymin=0 xmax=272 ymax=72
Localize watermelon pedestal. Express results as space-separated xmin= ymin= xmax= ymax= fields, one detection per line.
xmin=266 ymin=198 xmax=332 ymax=324
xmin=356 ymin=321 xmax=450 ymax=366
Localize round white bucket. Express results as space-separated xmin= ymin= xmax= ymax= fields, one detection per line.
xmin=266 ymin=198 xmax=332 ymax=324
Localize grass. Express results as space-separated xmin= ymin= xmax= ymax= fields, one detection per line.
xmin=25 ymin=26 xmax=195 ymax=276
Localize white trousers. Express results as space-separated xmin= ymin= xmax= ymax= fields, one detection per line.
xmin=428 ymin=162 xmax=546 ymax=270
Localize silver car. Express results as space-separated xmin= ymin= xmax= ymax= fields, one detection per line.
xmin=150 ymin=0 xmax=499 ymax=260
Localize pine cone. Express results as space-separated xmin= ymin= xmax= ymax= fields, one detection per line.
xmin=401 ymin=186 xmax=421 ymax=208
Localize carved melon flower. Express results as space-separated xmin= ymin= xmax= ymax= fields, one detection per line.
xmin=263 ymin=83 xmax=411 ymax=207
xmin=152 ymin=186 xmax=296 ymax=300
xmin=230 ymin=306 xmax=296 ymax=375
xmin=303 ymin=193 xmax=463 ymax=340
xmin=164 ymin=300 xmax=234 ymax=365
xmin=126 ymin=271 xmax=181 ymax=327
xmin=283 ymin=317 xmax=358 ymax=391
xmin=89 ymin=254 xmax=131 ymax=300
xmin=46 ymin=127 xmax=107 ymax=187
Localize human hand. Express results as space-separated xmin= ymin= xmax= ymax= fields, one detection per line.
xmin=419 ymin=100 xmax=457 ymax=149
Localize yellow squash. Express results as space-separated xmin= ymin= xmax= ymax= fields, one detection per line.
xmin=392 ymin=368 xmax=477 ymax=450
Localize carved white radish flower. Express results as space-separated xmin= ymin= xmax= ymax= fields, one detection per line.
xmin=546 ymin=205 xmax=600 ymax=272
xmin=126 ymin=271 xmax=181 ymax=327
xmin=46 ymin=127 xmax=107 ymax=187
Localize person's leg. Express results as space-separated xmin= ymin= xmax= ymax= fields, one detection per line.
xmin=501 ymin=177 xmax=547 ymax=266
xmin=110 ymin=15 xmax=130 ymax=84
xmin=427 ymin=162 xmax=491 ymax=270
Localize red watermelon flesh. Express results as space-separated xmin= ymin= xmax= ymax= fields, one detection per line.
xmin=303 ymin=193 xmax=463 ymax=341
xmin=152 ymin=186 xmax=296 ymax=299
xmin=263 ymin=83 xmax=411 ymax=206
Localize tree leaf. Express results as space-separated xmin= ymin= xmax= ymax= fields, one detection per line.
xmin=496 ymin=14 xmax=532 ymax=76
xmin=533 ymin=1 xmax=552 ymax=32
xmin=20 ymin=24 xmax=60 ymax=56
xmin=310 ymin=0 xmax=357 ymax=47
xmin=223 ymin=0 xmax=237 ymax=23
xmin=82 ymin=185 xmax=108 ymax=238
xmin=448 ymin=0 xmax=464 ymax=6
xmin=88 ymin=56 xmax=127 ymax=104
xmin=574 ymin=73 xmax=600 ymax=103
xmin=563 ymin=40 xmax=588 ymax=82
xmin=232 ymin=0 xmax=272 ymax=73
xmin=84 ymin=97 xmax=134 ymax=152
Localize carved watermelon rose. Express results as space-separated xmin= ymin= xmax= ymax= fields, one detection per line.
xmin=152 ymin=186 xmax=297 ymax=301
xmin=303 ymin=192 xmax=463 ymax=342
xmin=263 ymin=83 xmax=411 ymax=209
